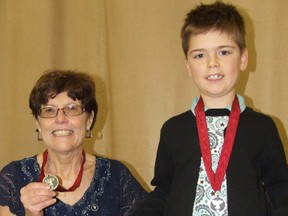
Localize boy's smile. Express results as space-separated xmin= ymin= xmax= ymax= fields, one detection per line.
xmin=184 ymin=30 xmax=248 ymax=108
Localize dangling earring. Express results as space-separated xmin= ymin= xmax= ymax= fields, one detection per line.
xmin=36 ymin=129 xmax=43 ymax=141
xmin=96 ymin=131 xmax=103 ymax=139
xmin=85 ymin=129 xmax=92 ymax=138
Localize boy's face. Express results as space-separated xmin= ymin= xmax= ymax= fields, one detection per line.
xmin=184 ymin=30 xmax=248 ymax=104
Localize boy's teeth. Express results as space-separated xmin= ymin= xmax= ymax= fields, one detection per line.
xmin=53 ymin=130 xmax=73 ymax=136
xmin=208 ymin=74 xmax=222 ymax=80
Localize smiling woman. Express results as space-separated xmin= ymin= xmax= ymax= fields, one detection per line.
xmin=0 ymin=70 xmax=147 ymax=216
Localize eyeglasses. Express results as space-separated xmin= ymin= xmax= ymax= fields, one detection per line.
xmin=38 ymin=104 xmax=86 ymax=118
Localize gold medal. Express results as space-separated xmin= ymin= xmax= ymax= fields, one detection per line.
xmin=38 ymin=150 xmax=86 ymax=192
xmin=42 ymin=174 xmax=59 ymax=191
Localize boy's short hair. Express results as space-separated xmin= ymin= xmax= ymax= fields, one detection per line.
xmin=181 ymin=0 xmax=246 ymax=57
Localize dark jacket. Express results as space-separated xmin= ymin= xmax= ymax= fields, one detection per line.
xmin=133 ymin=107 xmax=288 ymax=216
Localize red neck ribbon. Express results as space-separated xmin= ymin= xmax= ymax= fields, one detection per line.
xmin=38 ymin=149 xmax=86 ymax=192
xmin=195 ymin=96 xmax=240 ymax=191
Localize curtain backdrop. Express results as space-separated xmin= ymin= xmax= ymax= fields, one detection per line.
xmin=1 ymin=0 xmax=288 ymax=190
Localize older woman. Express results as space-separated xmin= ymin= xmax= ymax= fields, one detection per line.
xmin=0 ymin=70 xmax=147 ymax=216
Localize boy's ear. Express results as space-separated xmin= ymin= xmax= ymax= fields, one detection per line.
xmin=240 ymin=48 xmax=248 ymax=71
xmin=184 ymin=59 xmax=193 ymax=77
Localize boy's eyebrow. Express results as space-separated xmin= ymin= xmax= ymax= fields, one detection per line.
xmin=187 ymin=48 xmax=205 ymax=56
xmin=217 ymin=45 xmax=237 ymax=49
xmin=188 ymin=45 xmax=237 ymax=54
xmin=190 ymin=48 xmax=205 ymax=52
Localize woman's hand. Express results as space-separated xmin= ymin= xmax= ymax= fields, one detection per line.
xmin=20 ymin=182 xmax=56 ymax=216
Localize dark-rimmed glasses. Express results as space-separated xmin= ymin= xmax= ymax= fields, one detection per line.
xmin=38 ymin=104 xmax=85 ymax=118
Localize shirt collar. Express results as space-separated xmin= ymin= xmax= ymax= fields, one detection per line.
xmin=191 ymin=94 xmax=246 ymax=116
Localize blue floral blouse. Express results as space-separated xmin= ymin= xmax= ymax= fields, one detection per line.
xmin=0 ymin=155 xmax=148 ymax=216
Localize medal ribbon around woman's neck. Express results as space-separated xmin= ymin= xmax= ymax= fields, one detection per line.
xmin=38 ymin=149 xmax=86 ymax=192
xmin=195 ymin=96 xmax=240 ymax=191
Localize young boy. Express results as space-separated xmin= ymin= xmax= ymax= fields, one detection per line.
xmin=133 ymin=1 xmax=288 ymax=216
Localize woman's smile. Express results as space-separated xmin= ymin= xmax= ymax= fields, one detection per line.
xmin=52 ymin=129 xmax=73 ymax=136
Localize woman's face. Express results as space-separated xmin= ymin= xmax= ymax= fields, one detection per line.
xmin=36 ymin=91 xmax=94 ymax=153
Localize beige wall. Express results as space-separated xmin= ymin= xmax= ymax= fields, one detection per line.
xmin=1 ymin=0 xmax=288 ymax=189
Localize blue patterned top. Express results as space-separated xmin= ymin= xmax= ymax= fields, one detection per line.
xmin=0 ymin=156 xmax=148 ymax=216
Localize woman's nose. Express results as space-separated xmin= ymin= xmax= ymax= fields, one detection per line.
xmin=55 ymin=109 xmax=68 ymax=122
